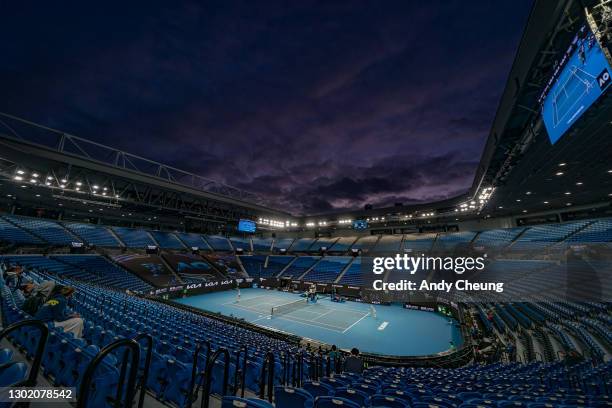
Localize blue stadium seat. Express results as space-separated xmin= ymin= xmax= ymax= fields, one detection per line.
xmin=222 ymin=397 xmax=274 ymax=408
xmin=314 ymin=396 xmax=361 ymax=408
xmin=303 ymin=381 xmax=335 ymax=398
xmin=0 ymin=362 xmax=28 ymax=387
xmin=274 ymin=386 xmax=314 ymax=408
xmin=370 ymin=394 xmax=410 ymax=408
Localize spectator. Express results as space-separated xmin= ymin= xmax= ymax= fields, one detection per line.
xmin=343 ymin=348 xmax=364 ymax=374
xmin=328 ymin=345 xmax=341 ymax=373
xmin=5 ymin=266 xmax=25 ymax=291
xmin=449 ymin=340 xmax=456 ymax=351
xmin=34 ymin=286 xmax=84 ymax=338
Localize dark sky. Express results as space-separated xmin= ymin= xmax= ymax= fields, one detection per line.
xmin=1 ymin=1 xmax=533 ymax=215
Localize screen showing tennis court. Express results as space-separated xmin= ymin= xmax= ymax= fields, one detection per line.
xmin=541 ymin=25 xmax=612 ymax=144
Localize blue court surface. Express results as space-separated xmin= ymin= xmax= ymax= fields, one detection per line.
xmin=173 ymin=288 xmax=462 ymax=356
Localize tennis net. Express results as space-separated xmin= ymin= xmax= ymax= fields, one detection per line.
xmin=271 ymin=298 xmax=308 ymax=316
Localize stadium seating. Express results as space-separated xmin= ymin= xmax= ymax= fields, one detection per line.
xmin=350 ymin=236 xmax=379 ymax=254
xmin=402 ymin=233 xmax=436 ymax=252
xmin=302 ymin=257 xmax=351 ymax=283
xmin=252 ymin=237 xmax=274 ymax=252
xmin=150 ymin=230 xmax=185 ymax=249
xmin=239 ymin=255 xmax=270 ymax=278
xmin=511 ymin=220 xmax=591 ymax=251
xmin=273 ymin=238 xmax=295 ymax=251
xmin=291 ymin=238 xmax=318 ymax=252
xmin=0 ymin=216 xmax=44 ymax=244
xmin=2 ymin=215 xmax=79 ymax=246
xmin=278 ymin=256 xmax=319 ymax=279
xmin=112 ymin=226 xmax=156 ymax=248
xmin=472 ymin=227 xmax=525 ymax=248
xmin=230 ymin=236 xmax=252 ymax=251
xmin=433 ymin=231 xmax=476 ymax=251
xmin=174 ymin=232 xmax=211 ymax=250
xmin=62 ymin=222 xmax=121 ymax=247
xmin=204 ymin=235 xmax=234 ymax=251
xmin=337 ymin=258 xmax=363 ymax=286
xmin=374 ymin=235 xmax=402 ymax=252
xmin=328 ymin=237 xmax=357 ymax=253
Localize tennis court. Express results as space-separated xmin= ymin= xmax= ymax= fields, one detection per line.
xmin=174 ymin=288 xmax=462 ymax=356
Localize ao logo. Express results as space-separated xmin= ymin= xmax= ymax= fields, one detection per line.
xmin=598 ymin=69 xmax=610 ymax=89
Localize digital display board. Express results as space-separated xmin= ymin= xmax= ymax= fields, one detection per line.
xmin=238 ymin=219 xmax=256 ymax=233
xmin=540 ymin=25 xmax=612 ymax=144
xmin=353 ymin=219 xmax=368 ymax=230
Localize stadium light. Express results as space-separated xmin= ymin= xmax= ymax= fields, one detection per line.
xmin=60 ymin=178 xmax=67 ymax=183
xmin=32 ymin=173 xmax=39 ymax=178
xmin=29 ymin=179 xmax=36 ymax=183
xmin=559 ymin=162 xmax=566 ymax=166
xmin=543 ymin=201 xmax=549 ymax=204
xmin=576 ymin=182 xmax=583 ymax=185
xmin=556 ymin=171 xmax=564 ymax=176
xmin=76 ymin=181 xmax=82 ymax=186
xmin=565 ymin=191 xmax=571 ymax=195
xmin=13 ymin=175 xmax=23 ymax=181
xmin=46 ymin=175 xmax=53 ymax=180
xmin=16 ymin=170 xmax=25 ymax=175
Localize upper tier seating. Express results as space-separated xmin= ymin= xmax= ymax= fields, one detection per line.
xmin=309 ymin=238 xmax=339 ymax=252
xmin=350 ymin=236 xmax=379 ymax=253
xmin=0 ymin=217 xmax=44 ymax=244
xmin=290 ymin=238 xmax=317 ymax=252
xmin=328 ymin=237 xmax=358 ymax=253
xmin=567 ymin=218 xmax=612 ymax=243
xmin=3 ymin=215 xmax=79 ymax=246
xmin=252 ymin=237 xmax=273 ymax=251
xmin=433 ymin=231 xmax=476 ymax=251
xmin=402 ymin=233 xmax=436 ymax=252
xmin=204 ymin=235 xmax=233 ymax=251
xmin=472 ymin=227 xmax=525 ymax=248
xmin=63 ymin=222 xmax=121 ymax=247
xmin=302 ymin=256 xmax=351 ymax=283
xmin=273 ymin=238 xmax=295 ymax=251
xmin=149 ymin=231 xmax=185 ymax=249
xmin=230 ymin=236 xmax=252 ymax=251
xmin=112 ymin=227 xmax=155 ymax=248
xmin=374 ymin=235 xmax=402 ymax=252
xmin=174 ymin=232 xmax=211 ymax=249
xmin=511 ymin=221 xmax=591 ymax=251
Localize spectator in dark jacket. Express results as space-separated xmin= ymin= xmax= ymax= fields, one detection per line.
xmin=343 ymin=348 xmax=364 ymax=374
xmin=35 ymin=286 xmax=84 ymax=338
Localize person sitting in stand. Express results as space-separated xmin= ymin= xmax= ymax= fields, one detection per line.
xmin=35 ymin=286 xmax=84 ymax=338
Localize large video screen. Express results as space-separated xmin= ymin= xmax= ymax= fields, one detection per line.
xmin=540 ymin=25 xmax=612 ymax=144
xmin=238 ymin=219 xmax=256 ymax=233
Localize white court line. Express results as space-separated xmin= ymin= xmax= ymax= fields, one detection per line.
xmin=262 ymin=314 xmax=347 ymax=333
xmin=342 ymin=313 xmax=370 ymax=334
xmin=311 ymin=309 xmax=334 ymax=322
xmin=251 ymin=315 xmax=271 ymax=323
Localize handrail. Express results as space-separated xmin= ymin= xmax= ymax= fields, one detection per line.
xmin=234 ymin=346 xmax=247 ymax=397
xmin=0 ymin=320 xmax=49 ymax=387
xmin=188 ymin=341 xmax=211 ymax=406
xmin=77 ymin=338 xmax=140 ymax=408
xmin=131 ymin=333 xmax=153 ymax=408
xmin=259 ymin=351 xmax=275 ymax=402
xmin=201 ymin=348 xmax=230 ymax=408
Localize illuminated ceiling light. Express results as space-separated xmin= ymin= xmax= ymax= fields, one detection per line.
xmin=102 ymin=192 xmax=107 ymax=196
xmin=35 ymin=194 xmax=40 ymax=197
xmin=564 ymin=191 xmax=571 ymax=195
xmin=13 ymin=175 xmax=23 ymax=181
xmin=555 ymin=172 xmax=564 ymax=176
xmin=498 ymin=206 xmax=503 ymax=209
xmin=46 ymin=176 xmax=53 ymax=180
xmin=608 ymin=169 xmax=612 ymax=173
xmin=470 ymin=201 xmax=476 ymax=205
xmin=566 ymin=202 xmax=572 ymax=206
xmin=516 ymin=199 xmax=521 ymax=202
xmin=115 ymin=194 xmax=120 ymax=198
xmin=575 ymin=182 xmax=583 ymax=185
xmin=29 ymin=179 xmax=36 ymax=183
xmin=525 ymin=191 xmax=531 ymax=195
xmin=20 ymin=185 xmax=27 ymax=188
xmin=32 ymin=173 xmax=39 ymax=178
xmin=16 ymin=170 xmax=25 ymax=175
xmin=103 ymin=187 xmax=108 ymax=191
xmin=60 ymin=179 xmax=67 ymax=183
xmin=543 ymin=201 xmax=549 ymax=204
xmin=92 ymin=185 xmax=99 ymax=189
xmin=522 ymin=210 xmax=527 ymax=213
xmin=60 ymin=184 xmax=66 ymax=188
xmin=76 ymin=181 xmax=82 ymax=186
xmin=558 ymin=162 xmax=566 ymax=166
xmin=45 ymin=182 xmax=51 ymax=186
xmin=75 ymin=187 xmax=80 ymax=191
